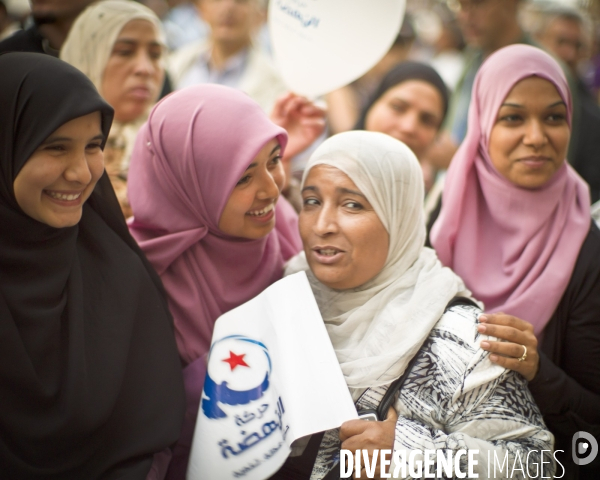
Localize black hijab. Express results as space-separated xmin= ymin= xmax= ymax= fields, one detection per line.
xmin=355 ymin=61 xmax=450 ymax=130
xmin=0 ymin=53 xmax=185 ymax=479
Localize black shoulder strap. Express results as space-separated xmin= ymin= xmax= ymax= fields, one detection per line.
xmin=375 ymin=296 xmax=478 ymax=420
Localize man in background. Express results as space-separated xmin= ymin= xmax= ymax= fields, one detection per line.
xmin=536 ymin=5 xmax=600 ymax=202
xmin=168 ymin=0 xmax=285 ymax=112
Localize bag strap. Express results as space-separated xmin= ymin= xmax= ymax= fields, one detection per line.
xmin=375 ymin=296 xmax=477 ymax=421
xmin=320 ymin=296 xmax=478 ymax=480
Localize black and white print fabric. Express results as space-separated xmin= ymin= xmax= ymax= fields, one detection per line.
xmin=310 ymin=305 xmax=554 ymax=480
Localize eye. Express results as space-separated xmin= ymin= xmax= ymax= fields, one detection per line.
xmin=86 ymin=142 xmax=103 ymax=151
xmin=547 ymin=113 xmax=566 ymax=123
xmin=302 ymin=197 xmax=319 ymax=207
xmin=268 ymin=155 xmax=282 ymax=167
xmin=344 ymin=201 xmax=363 ymax=210
xmin=236 ymin=175 xmax=251 ymax=186
xmin=499 ymin=114 xmax=523 ymax=123
xmin=45 ymin=144 xmax=67 ymax=152
xmin=420 ymin=114 xmax=439 ymax=128
xmin=389 ymin=102 xmax=407 ymax=114
xmin=113 ymin=48 xmax=134 ymax=57
xmin=149 ymin=48 xmax=162 ymax=60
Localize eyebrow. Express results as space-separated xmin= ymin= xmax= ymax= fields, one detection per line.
xmin=243 ymin=145 xmax=282 ymax=171
xmin=500 ymin=100 xmax=566 ymax=109
xmin=301 ymin=185 xmax=367 ymax=198
xmin=114 ymin=39 xmax=162 ymax=48
xmin=41 ymin=133 xmax=105 ymax=144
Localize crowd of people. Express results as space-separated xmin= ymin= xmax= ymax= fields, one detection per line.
xmin=1 ymin=0 xmax=599 ymax=479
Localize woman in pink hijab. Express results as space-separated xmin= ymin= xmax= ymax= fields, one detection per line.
xmin=431 ymin=45 xmax=600 ymax=476
xmin=127 ymin=84 xmax=318 ymax=477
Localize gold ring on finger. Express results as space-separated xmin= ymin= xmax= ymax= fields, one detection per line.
xmin=518 ymin=345 xmax=527 ymax=362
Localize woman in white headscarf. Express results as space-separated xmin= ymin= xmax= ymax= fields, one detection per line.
xmin=279 ymin=131 xmax=553 ymax=479
xmin=61 ymin=0 xmax=166 ymax=217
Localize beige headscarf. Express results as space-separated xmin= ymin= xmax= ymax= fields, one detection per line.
xmin=285 ymin=131 xmax=473 ymax=394
xmin=60 ymin=0 xmax=165 ymax=176
xmin=61 ymin=0 xmax=165 ymax=216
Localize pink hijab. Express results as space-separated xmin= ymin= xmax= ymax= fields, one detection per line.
xmin=128 ymin=84 xmax=302 ymax=365
xmin=431 ymin=45 xmax=590 ymax=336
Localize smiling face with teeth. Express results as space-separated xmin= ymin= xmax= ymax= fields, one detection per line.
xmin=13 ymin=112 xmax=105 ymax=228
xmin=299 ymin=165 xmax=389 ymax=290
xmin=218 ymin=139 xmax=284 ymax=239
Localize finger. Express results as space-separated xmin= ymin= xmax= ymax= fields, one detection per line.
xmin=490 ymin=352 xmax=540 ymax=381
xmin=339 ymin=419 xmax=369 ymax=442
xmin=479 ymin=313 xmax=533 ymax=332
xmin=477 ymin=323 xmax=529 ymax=343
xmin=480 ymin=340 xmax=527 ymax=359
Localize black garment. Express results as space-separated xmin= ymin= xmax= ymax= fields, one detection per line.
xmin=354 ymin=61 xmax=450 ymax=130
xmin=0 ymin=24 xmax=48 ymax=55
xmin=528 ymin=221 xmax=600 ymax=479
xmin=0 ymin=52 xmax=185 ymax=479
xmin=427 ymin=203 xmax=600 ymax=479
xmin=569 ymin=78 xmax=600 ymax=203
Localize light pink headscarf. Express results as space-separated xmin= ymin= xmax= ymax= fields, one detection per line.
xmin=431 ymin=45 xmax=590 ymax=336
xmin=128 ymin=84 xmax=302 ymax=365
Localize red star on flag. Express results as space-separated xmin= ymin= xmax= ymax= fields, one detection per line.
xmin=222 ymin=351 xmax=249 ymax=371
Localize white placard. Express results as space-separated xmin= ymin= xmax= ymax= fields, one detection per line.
xmin=269 ymin=0 xmax=406 ymax=97
xmin=187 ymin=272 xmax=357 ymax=480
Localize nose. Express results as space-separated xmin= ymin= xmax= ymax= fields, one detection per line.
xmin=396 ymin=111 xmax=419 ymax=137
xmin=63 ymin=151 xmax=93 ymax=185
xmin=256 ymin=169 xmax=280 ymax=201
xmin=312 ymin=202 xmax=339 ymax=237
xmin=133 ymin=51 xmax=156 ymax=77
xmin=523 ymin=119 xmax=547 ymax=149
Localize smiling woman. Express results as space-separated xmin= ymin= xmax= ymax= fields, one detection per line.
xmin=13 ymin=112 xmax=105 ymax=228
xmin=431 ymin=44 xmax=600 ymax=477
xmin=0 ymin=52 xmax=184 ymax=480
xmin=60 ymin=0 xmax=166 ymax=218
xmin=127 ymin=83 xmax=303 ymax=478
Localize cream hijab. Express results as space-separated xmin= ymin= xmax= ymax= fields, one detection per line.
xmin=286 ymin=131 xmax=472 ymax=391
xmin=60 ymin=0 xmax=165 ymax=172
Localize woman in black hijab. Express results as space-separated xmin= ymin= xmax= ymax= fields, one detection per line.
xmin=0 ymin=52 xmax=185 ymax=479
xmin=355 ymin=61 xmax=449 ymax=161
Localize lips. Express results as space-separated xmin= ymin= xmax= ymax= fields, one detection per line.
xmin=128 ymin=86 xmax=152 ymax=100
xmin=311 ymin=246 xmax=345 ymax=264
xmin=44 ymin=190 xmax=84 ymax=204
xmin=518 ymin=156 xmax=551 ymax=168
xmin=246 ymin=202 xmax=276 ymax=224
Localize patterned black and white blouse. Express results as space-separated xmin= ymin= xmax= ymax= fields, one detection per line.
xmin=309 ymin=304 xmax=554 ymax=480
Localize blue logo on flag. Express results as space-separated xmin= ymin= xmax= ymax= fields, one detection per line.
xmin=202 ymin=335 xmax=272 ymax=420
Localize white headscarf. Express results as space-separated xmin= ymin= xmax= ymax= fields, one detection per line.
xmin=286 ymin=131 xmax=473 ymax=391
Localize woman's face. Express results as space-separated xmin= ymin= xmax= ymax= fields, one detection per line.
xmin=13 ymin=112 xmax=105 ymax=228
xmin=488 ymin=76 xmax=570 ymax=189
xmin=364 ymin=80 xmax=444 ymax=158
xmin=101 ymin=19 xmax=164 ymax=123
xmin=299 ymin=165 xmax=389 ymax=290
xmin=218 ymin=139 xmax=284 ymax=239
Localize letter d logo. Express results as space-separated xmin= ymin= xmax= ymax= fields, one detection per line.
xmin=572 ymin=431 xmax=598 ymax=466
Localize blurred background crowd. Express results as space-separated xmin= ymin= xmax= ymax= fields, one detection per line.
xmin=3 ymin=0 xmax=600 ymax=212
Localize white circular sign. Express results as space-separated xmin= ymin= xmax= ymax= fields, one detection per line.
xmin=269 ymin=0 xmax=406 ymax=97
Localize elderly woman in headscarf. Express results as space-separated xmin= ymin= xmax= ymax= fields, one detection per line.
xmin=0 ymin=52 xmax=184 ymax=480
xmin=430 ymin=44 xmax=600 ymax=478
xmin=60 ymin=0 xmax=166 ymax=218
xmin=277 ymin=130 xmax=553 ymax=479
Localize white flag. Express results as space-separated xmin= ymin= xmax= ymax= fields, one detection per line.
xmin=187 ymin=272 xmax=357 ymax=479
